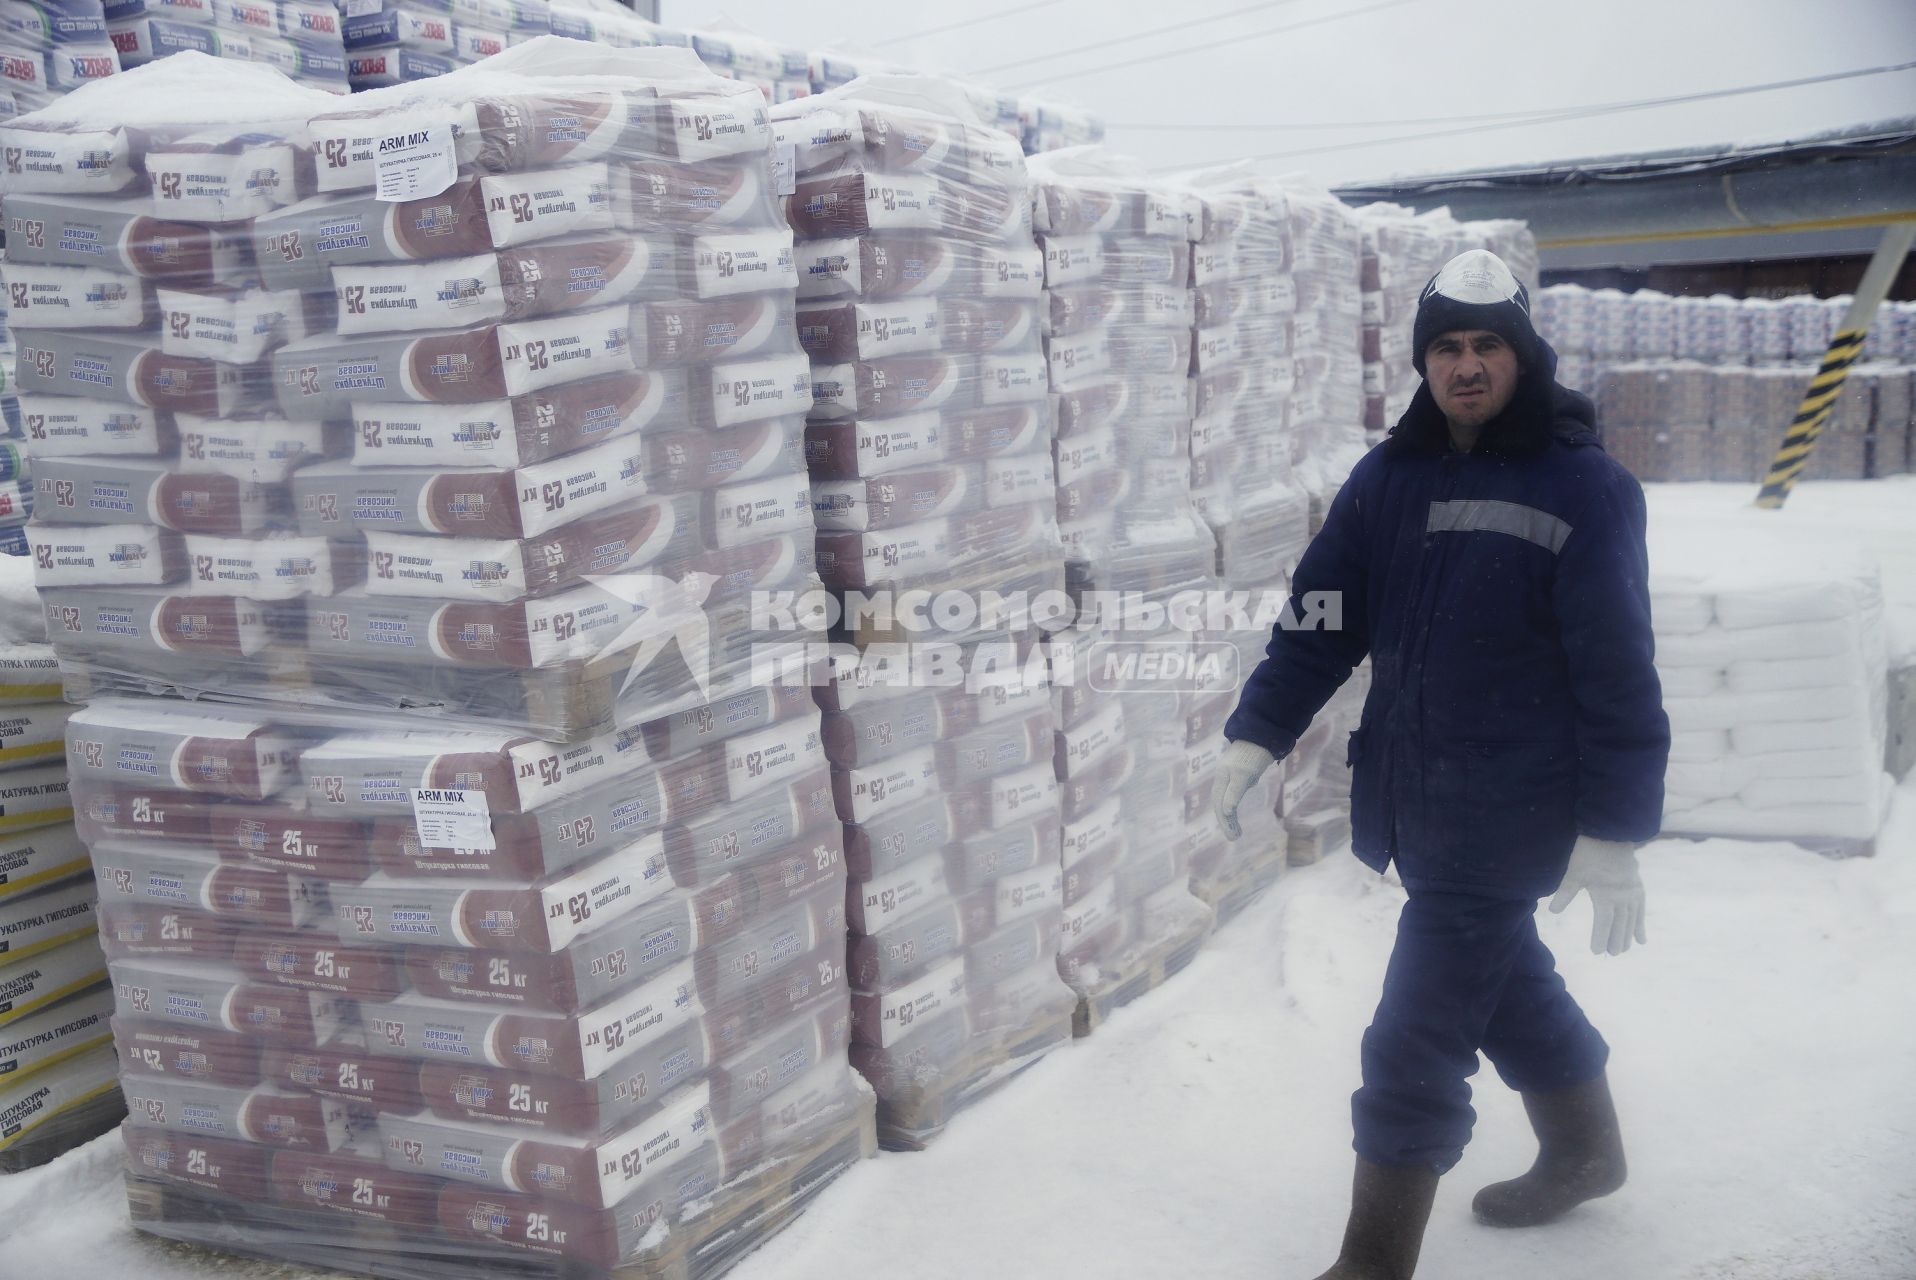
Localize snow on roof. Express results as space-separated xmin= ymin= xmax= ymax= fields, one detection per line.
xmin=1339 ymin=115 xmax=1916 ymax=197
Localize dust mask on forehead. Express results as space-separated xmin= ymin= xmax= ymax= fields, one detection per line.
xmin=1411 ymin=249 xmax=1538 ymax=377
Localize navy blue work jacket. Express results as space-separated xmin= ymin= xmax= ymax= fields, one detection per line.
xmin=1226 ymin=346 xmax=1669 ymax=898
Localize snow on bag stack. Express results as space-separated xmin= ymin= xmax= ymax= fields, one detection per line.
xmin=1024 ymin=147 xmax=1218 ymax=1023
xmin=1 ymin=42 xmax=877 ymax=1274
xmin=0 ymin=568 xmax=118 ymax=1171
xmin=775 ymin=78 xmax=1078 ymax=1146
xmin=1653 ymin=540 xmax=1894 ymax=853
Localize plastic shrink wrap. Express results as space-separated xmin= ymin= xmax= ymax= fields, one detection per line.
xmin=102 ymin=0 xmax=345 ymax=95
xmin=1277 ymin=178 xmax=1364 ymax=501
xmin=1592 ymin=360 xmax=1910 ymax=484
xmin=0 ymin=587 xmax=118 ymax=1171
xmin=1024 ymin=147 xmax=1217 ymax=1001
xmin=544 ymin=0 xmax=676 ymax=53
xmin=1174 ymin=169 xmax=1311 ymax=589
xmin=1 ymin=265 xmax=29 ymax=553
xmin=801 ymin=47 xmax=1099 ymax=158
xmin=1018 ymin=98 xmax=1101 ymax=156
xmin=775 ymin=76 xmax=1077 ymax=1147
xmin=2 ymin=40 xmax=874 ymax=1272
xmin=343 ymin=0 xmax=541 ymax=93
xmin=677 ymin=18 xmax=809 ymax=107
xmin=1158 ymin=171 xmax=1302 ymax=896
xmin=0 ymin=0 xmax=119 ymax=119
xmin=1537 ymin=286 xmax=1914 ymax=483
xmin=1652 ymin=547 xmax=1893 ymax=852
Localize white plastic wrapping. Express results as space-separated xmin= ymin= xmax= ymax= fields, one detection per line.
xmin=1266 ymin=177 xmax=1363 ymax=501
xmin=101 ymin=0 xmax=345 ymax=94
xmin=1594 ymin=359 xmax=1910 ymax=484
xmin=5 ymin=40 xmax=876 ymax=1258
xmin=1540 ymin=284 xmax=1915 ymax=483
xmin=0 ymin=0 xmax=120 ymax=120
xmin=1022 ymin=147 xmax=1219 ymax=986
xmin=1652 ymin=543 xmax=1892 ymax=847
xmin=777 ymin=76 xmax=1076 ymax=1148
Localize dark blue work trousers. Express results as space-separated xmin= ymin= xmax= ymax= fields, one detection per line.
xmin=1352 ymin=890 xmax=1610 ymax=1174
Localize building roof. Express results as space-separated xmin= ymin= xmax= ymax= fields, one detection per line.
xmin=1332 ymin=117 xmax=1916 ymax=269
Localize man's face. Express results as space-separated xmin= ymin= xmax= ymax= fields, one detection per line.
xmin=1426 ymin=329 xmax=1521 ymax=429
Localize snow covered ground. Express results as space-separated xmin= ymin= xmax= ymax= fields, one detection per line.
xmin=3 ymin=480 xmax=1913 ymax=1279
xmin=728 ymin=806 xmax=1916 ymax=1280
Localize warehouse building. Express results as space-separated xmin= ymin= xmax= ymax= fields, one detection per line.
xmin=1335 ymin=116 xmax=1916 ymax=301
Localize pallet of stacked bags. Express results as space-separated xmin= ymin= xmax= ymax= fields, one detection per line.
xmin=343 ymin=0 xmax=543 ymax=92
xmin=776 ymin=76 xmax=1078 ymax=1147
xmin=1164 ymin=171 xmax=1304 ymax=912
xmin=1024 ymin=147 xmax=1221 ymax=995
xmin=1654 ymin=540 xmax=1892 ymax=857
xmin=0 ymin=554 xmax=119 ymax=1171
xmin=106 ymin=0 xmax=346 ymax=94
xmin=1276 ymin=179 xmax=1365 ymax=503
xmin=0 ymin=0 xmax=119 ymax=116
xmin=0 ymin=264 xmax=26 ymax=556
xmin=3 ymin=39 xmax=875 ymax=1276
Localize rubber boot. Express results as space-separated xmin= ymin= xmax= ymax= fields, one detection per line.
xmin=1309 ymin=1156 xmax=1441 ymax=1280
xmin=1472 ymin=1072 xmax=1627 ymax=1228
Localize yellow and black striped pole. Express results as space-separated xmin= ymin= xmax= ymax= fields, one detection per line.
xmin=1756 ymin=221 xmax=1916 ymax=508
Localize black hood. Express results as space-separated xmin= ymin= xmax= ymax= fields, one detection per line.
xmin=1387 ymin=331 xmax=1598 ymax=457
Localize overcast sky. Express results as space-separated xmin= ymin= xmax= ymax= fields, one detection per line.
xmin=667 ymin=0 xmax=1916 ymax=187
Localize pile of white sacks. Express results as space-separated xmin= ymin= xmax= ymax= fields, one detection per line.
xmin=1654 ymin=545 xmax=1893 ymax=849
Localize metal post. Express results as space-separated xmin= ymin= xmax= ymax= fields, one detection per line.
xmin=1755 ymin=220 xmax=1916 ymax=508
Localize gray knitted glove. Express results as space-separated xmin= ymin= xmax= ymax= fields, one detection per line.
xmin=1214 ymin=739 xmax=1277 ymax=841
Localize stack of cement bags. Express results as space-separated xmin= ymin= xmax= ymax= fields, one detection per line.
xmin=0 ymin=555 xmax=116 ymax=1171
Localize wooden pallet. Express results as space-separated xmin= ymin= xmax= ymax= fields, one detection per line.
xmin=1285 ymin=807 xmax=1352 ymax=867
xmin=874 ymin=1003 xmax=1075 ymax=1152
xmin=1658 ymin=830 xmax=1878 ymax=860
xmin=1071 ymin=913 xmax=1211 ymax=1039
xmin=125 ymin=1095 xmax=876 ymax=1280
xmin=627 ymin=1094 xmax=875 ymax=1280
xmin=1193 ymin=844 xmax=1287 ymax=931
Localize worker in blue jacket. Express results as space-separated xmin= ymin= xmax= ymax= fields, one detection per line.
xmin=1214 ymin=249 xmax=1669 ymax=1280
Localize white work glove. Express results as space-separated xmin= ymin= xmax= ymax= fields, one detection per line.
xmin=1549 ymin=836 xmax=1647 ymax=956
xmin=1213 ymin=740 xmax=1277 ymax=841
